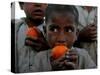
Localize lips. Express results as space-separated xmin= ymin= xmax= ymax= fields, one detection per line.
xmin=54 ymin=43 xmax=67 ymax=46
xmin=33 ymin=9 xmax=44 ymax=16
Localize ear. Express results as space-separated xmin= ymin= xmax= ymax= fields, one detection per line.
xmin=76 ymin=28 xmax=79 ymax=37
xmin=75 ymin=29 xmax=80 ymax=41
xmin=19 ymin=2 xmax=24 ymax=10
xmin=43 ymin=26 xmax=46 ymax=34
xmin=43 ymin=25 xmax=47 ymax=38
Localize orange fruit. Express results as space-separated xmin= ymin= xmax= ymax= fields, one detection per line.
xmin=26 ymin=27 xmax=38 ymax=38
xmin=51 ymin=45 xmax=69 ymax=60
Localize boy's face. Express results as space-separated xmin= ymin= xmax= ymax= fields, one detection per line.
xmin=22 ymin=3 xmax=47 ymax=20
xmin=45 ymin=13 xmax=77 ymax=49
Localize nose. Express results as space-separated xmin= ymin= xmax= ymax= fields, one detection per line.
xmin=34 ymin=3 xmax=42 ymax=7
xmin=57 ymin=32 xmax=66 ymax=44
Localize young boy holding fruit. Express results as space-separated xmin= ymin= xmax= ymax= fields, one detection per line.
xmin=31 ymin=5 xmax=96 ymax=72
xmin=14 ymin=2 xmax=48 ymax=73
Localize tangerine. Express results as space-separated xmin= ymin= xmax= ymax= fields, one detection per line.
xmin=51 ymin=45 xmax=69 ymax=60
xmin=26 ymin=27 xmax=38 ymax=38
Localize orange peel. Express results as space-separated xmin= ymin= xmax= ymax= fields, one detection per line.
xmin=26 ymin=27 xmax=38 ymax=38
xmin=51 ymin=45 xmax=69 ymax=60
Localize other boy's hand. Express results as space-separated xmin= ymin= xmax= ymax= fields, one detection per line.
xmin=78 ymin=24 xmax=97 ymax=42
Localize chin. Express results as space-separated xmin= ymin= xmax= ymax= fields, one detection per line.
xmin=32 ymin=18 xmax=44 ymax=25
xmin=33 ymin=16 xmax=44 ymax=20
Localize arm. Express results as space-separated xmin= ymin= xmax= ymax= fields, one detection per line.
xmin=74 ymin=24 xmax=97 ymax=48
xmin=78 ymin=24 xmax=97 ymax=42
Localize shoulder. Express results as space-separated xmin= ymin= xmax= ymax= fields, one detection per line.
xmin=11 ymin=18 xmax=24 ymax=26
xmin=16 ymin=18 xmax=26 ymax=24
xmin=14 ymin=18 xmax=28 ymax=34
xmin=73 ymin=47 xmax=96 ymax=68
xmin=12 ymin=18 xmax=26 ymax=30
xmin=73 ymin=47 xmax=90 ymax=57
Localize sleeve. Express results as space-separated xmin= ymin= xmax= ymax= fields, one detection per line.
xmin=82 ymin=49 xmax=96 ymax=69
xmin=30 ymin=52 xmax=42 ymax=72
xmin=18 ymin=46 xmax=30 ymax=73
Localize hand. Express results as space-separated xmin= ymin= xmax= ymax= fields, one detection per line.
xmin=50 ymin=50 xmax=78 ymax=70
xmin=25 ymin=30 xmax=49 ymax=52
xmin=78 ymin=24 xmax=97 ymax=42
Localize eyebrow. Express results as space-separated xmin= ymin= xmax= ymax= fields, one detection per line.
xmin=65 ymin=26 xmax=75 ymax=31
xmin=65 ymin=26 xmax=75 ymax=30
xmin=48 ymin=24 xmax=60 ymax=29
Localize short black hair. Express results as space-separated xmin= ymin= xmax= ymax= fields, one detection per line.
xmin=19 ymin=2 xmax=24 ymax=10
xmin=45 ymin=4 xmax=79 ymax=25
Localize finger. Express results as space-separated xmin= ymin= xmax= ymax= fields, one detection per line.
xmin=57 ymin=61 xmax=65 ymax=68
xmin=25 ymin=37 xmax=38 ymax=42
xmin=65 ymin=54 xmax=78 ymax=60
xmin=64 ymin=61 xmax=75 ymax=66
xmin=91 ymin=38 xmax=97 ymax=41
xmin=63 ymin=60 xmax=76 ymax=69
xmin=65 ymin=50 xmax=77 ymax=55
xmin=65 ymin=50 xmax=78 ymax=62
xmin=25 ymin=39 xmax=41 ymax=46
xmin=65 ymin=55 xmax=78 ymax=63
xmin=89 ymin=23 xmax=97 ymax=27
xmin=85 ymin=25 xmax=96 ymax=31
xmin=90 ymin=34 xmax=97 ymax=39
xmin=54 ymin=55 xmax=66 ymax=62
xmin=90 ymin=30 xmax=97 ymax=35
xmin=89 ymin=26 xmax=97 ymax=31
xmin=53 ymin=60 xmax=76 ymax=70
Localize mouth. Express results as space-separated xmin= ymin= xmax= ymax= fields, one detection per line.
xmin=54 ymin=43 xmax=67 ymax=47
xmin=33 ymin=9 xmax=44 ymax=16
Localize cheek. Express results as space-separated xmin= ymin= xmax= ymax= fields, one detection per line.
xmin=42 ymin=6 xmax=47 ymax=11
xmin=23 ymin=7 xmax=31 ymax=15
xmin=71 ymin=35 xmax=77 ymax=43
xmin=66 ymin=33 xmax=77 ymax=48
xmin=46 ymin=32 xmax=57 ymax=48
xmin=23 ymin=5 xmax=33 ymax=16
xmin=69 ymin=34 xmax=77 ymax=42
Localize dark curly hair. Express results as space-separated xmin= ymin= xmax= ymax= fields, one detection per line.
xmin=45 ymin=4 xmax=79 ymax=26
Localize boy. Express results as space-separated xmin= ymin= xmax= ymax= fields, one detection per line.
xmin=31 ymin=5 xmax=96 ymax=72
xmin=17 ymin=2 xmax=48 ymax=51
xmin=13 ymin=2 xmax=48 ymax=72
xmin=75 ymin=6 xmax=97 ymax=65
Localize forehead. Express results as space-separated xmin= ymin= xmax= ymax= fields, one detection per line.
xmin=48 ymin=12 xmax=76 ymax=26
xmin=53 ymin=12 xmax=75 ymax=21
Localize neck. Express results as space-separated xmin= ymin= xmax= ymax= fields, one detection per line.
xmin=25 ymin=18 xmax=44 ymax=27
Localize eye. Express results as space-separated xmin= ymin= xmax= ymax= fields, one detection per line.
xmin=67 ymin=29 xmax=73 ymax=32
xmin=49 ymin=24 xmax=59 ymax=32
xmin=49 ymin=28 xmax=58 ymax=32
xmin=53 ymin=28 xmax=58 ymax=32
xmin=65 ymin=27 xmax=74 ymax=33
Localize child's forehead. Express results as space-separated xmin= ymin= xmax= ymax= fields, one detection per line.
xmin=46 ymin=13 xmax=77 ymax=27
xmin=50 ymin=12 xmax=75 ymax=22
xmin=52 ymin=11 xmax=74 ymax=15
xmin=52 ymin=12 xmax=75 ymax=18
